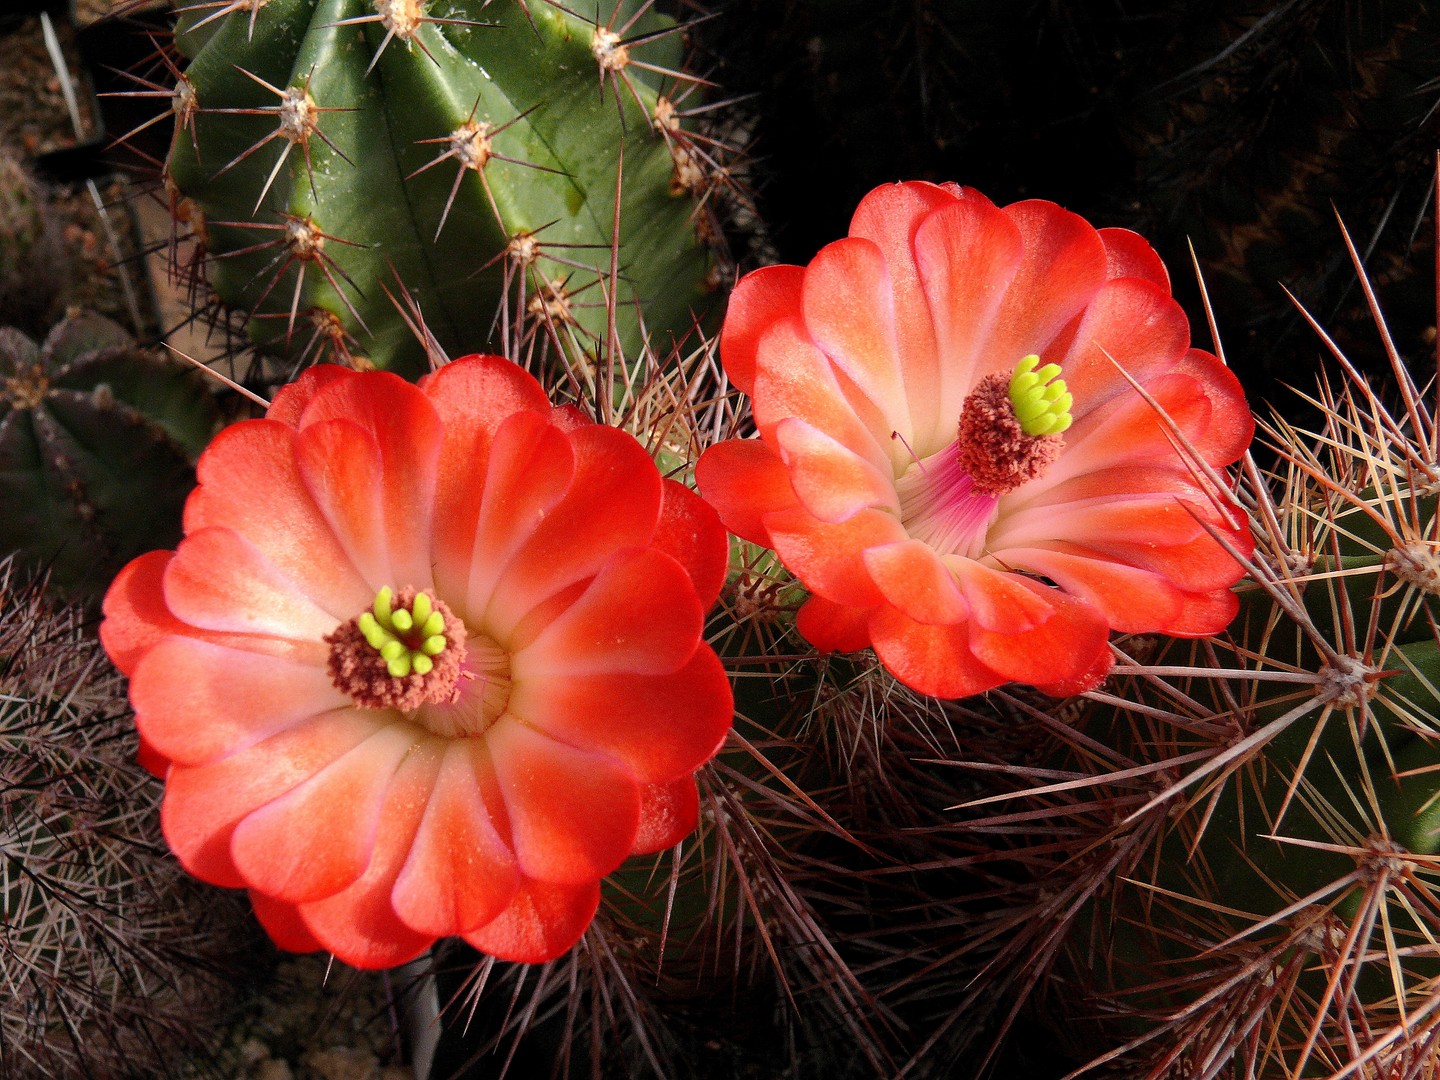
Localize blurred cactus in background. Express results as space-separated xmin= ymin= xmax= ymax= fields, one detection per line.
xmin=0 ymin=309 xmax=219 ymax=599
xmin=705 ymin=0 xmax=1440 ymax=407
xmin=0 ymin=148 xmax=66 ymax=332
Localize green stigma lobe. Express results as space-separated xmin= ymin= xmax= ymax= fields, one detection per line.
xmin=360 ymin=587 xmax=450 ymax=681
xmin=1009 ymin=354 xmax=1074 ymax=436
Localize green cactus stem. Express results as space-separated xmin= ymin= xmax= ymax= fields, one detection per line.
xmin=160 ymin=0 xmax=726 ymax=376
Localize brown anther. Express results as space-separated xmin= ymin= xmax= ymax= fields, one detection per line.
xmin=285 ymin=216 xmax=324 ymax=259
xmin=326 ymin=588 xmax=467 ymax=712
xmin=276 ymin=86 xmax=319 ymax=145
xmin=448 ymin=120 xmax=492 ymax=172
xmin=5 ymin=366 xmax=49 ymax=410
xmin=373 ymin=0 xmax=425 ymax=37
xmin=955 ymin=373 xmax=1063 ymax=497
xmin=591 ymin=27 xmax=630 ymax=72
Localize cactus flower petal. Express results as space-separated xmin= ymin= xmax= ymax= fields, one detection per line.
xmin=630 ymin=777 xmax=703 ymax=855
xmin=698 ymin=181 xmax=1255 ymax=699
xmin=392 ymin=742 xmax=520 ymax=938
xmin=102 ymin=355 xmax=732 ymax=969
xmin=653 ymin=480 xmax=730 ymax=609
xmin=462 ymin=877 xmax=603 ymax=967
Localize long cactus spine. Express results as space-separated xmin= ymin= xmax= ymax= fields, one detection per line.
xmin=925 ymin=221 xmax=1440 ymax=1080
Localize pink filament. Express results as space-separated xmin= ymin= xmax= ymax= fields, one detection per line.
xmin=895 ymin=445 xmax=999 ymax=559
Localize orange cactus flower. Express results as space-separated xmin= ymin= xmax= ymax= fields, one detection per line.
xmin=697 ymin=182 xmax=1255 ymax=699
xmin=101 ymin=356 xmax=732 ymax=969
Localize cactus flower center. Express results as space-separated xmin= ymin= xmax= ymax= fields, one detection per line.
xmin=955 ymin=354 xmax=1069 ymax=496
xmin=895 ymin=355 xmax=1071 ymax=558
xmin=326 ymin=586 xmax=469 ymax=713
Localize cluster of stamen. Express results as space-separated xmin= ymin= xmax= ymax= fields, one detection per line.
xmin=895 ymin=355 xmax=1076 ymax=556
xmin=954 ymin=354 xmax=1072 ymax=497
xmin=327 ymin=586 xmax=467 ymax=711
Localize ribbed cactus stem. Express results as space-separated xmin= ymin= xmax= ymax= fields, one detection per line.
xmin=163 ymin=0 xmax=725 ymax=374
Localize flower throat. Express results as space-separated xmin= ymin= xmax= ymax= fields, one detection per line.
xmin=896 ymin=355 xmax=1072 ymax=557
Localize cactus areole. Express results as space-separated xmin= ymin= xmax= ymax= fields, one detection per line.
xmin=165 ymin=0 xmax=717 ymax=374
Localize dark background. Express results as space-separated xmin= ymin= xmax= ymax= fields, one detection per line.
xmin=698 ymin=0 xmax=1440 ymax=418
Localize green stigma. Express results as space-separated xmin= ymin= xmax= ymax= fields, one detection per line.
xmin=357 ymin=586 xmax=450 ymax=678
xmin=1009 ymin=354 xmax=1073 ymax=437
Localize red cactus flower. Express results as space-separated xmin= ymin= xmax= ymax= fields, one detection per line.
xmin=101 ymin=356 xmax=732 ymax=969
xmin=697 ymin=182 xmax=1254 ymax=699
